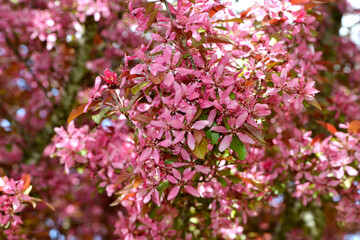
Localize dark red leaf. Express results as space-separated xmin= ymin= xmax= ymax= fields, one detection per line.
xmin=209 ymin=5 xmax=225 ymax=18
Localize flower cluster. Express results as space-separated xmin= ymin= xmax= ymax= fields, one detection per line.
xmin=55 ymin=0 xmax=360 ymax=238
xmin=0 ymin=175 xmax=33 ymax=239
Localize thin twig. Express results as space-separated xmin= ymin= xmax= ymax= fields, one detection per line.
xmin=163 ymin=0 xmax=174 ymax=22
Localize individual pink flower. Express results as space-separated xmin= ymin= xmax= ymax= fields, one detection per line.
xmin=100 ymin=68 xmax=118 ymax=85
xmin=211 ymin=111 xmax=255 ymax=152
xmin=171 ymin=110 xmax=209 ymax=151
xmin=84 ymin=76 xmax=107 ymax=112
xmin=167 ymin=168 xmax=200 ymax=200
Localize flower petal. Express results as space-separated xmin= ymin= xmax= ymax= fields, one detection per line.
xmin=345 ymin=166 xmax=358 ymax=176
xmin=139 ymin=148 xmax=152 ymax=162
xmin=143 ymin=191 xmax=152 ymax=204
xmin=192 ymin=120 xmax=209 ymax=130
xmin=172 ymin=168 xmax=182 ymax=180
xmin=236 ymin=112 xmax=248 ymax=128
xmin=195 ymin=165 xmax=211 ymax=174
xmin=187 ymin=132 xmax=196 ymax=150
xmin=184 ymin=185 xmax=200 ymax=197
xmin=219 ymin=135 xmax=233 ymax=152
xmin=211 ymin=126 xmax=227 ymax=133
xmin=163 ymin=72 xmax=174 ymax=87
xmin=167 ymin=175 xmax=179 ymax=184
xmin=152 ymin=190 xmax=160 ymax=206
xmin=173 ymin=131 xmax=185 ymax=144
xmin=207 ymin=109 xmax=217 ymax=127
xmin=167 ymin=186 xmax=180 ymax=200
xmin=153 ymin=149 xmax=160 ymax=164
xmin=183 ymin=170 xmax=196 ymax=181
xmin=236 ymin=132 xmax=255 ymax=144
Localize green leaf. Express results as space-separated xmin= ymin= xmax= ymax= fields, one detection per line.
xmin=197 ymin=28 xmax=207 ymax=33
xmin=223 ymin=117 xmax=231 ymax=130
xmin=5 ymin=143 xmax=12 ymax=152
xmin=192 ymin=138 xmax=208 ymax=159
xmin=77 ymin=166 xmax=85 ymax=174
xmin=229 ymin=92 xmax=236 ymax=100
xmin=98 ymin=187 xmax=105 ymax=194
xmin=157 ymin=180 xmax=170 ymax=195
xmin=218 ymin=169 xmax=231 ymax=176
xmin=78 ymin=149 xmax=87 ymax=156
xmin=227 ymin=175 xmax=242 ymax=184
xmin=306 ymin=98 xmax=322 ymax=110
xmin=191 ymin=35 xmax=206 ymax=48
xmin=175 ymin=56 xmax=183 ymax=68
xmin=205 ymin=129 xmax=220 ymax=145
xmin=131 ymin=81 xmax=150 ymax=95
xmin=164 ymin=159 xmax=175 ymax=165
xmin=217 ymin=177 xmax=227 ymax=187
xmin=148 ymin=204 xmax=158 ymax=218
xmin=229 ymin=135 xmax=247 ymax=160
xmin=214 ymin=26 xmax=227 ymax=30
xmin=92 ymin=107 xmax=111 ymax=124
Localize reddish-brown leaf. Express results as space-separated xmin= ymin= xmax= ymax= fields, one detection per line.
xmin=119 ymin=70 xmax=130 ymax=79
xmin=147 ymin=7 xmax=158 ymax=29
xmin=128 ymin=74 xmax=144 ymax=80
xmin=206 ymin=34 xmax=235 ymax=45
xmin=122 ymin=192 xmax=137 ymax=202
xmin=193 ymin=130 xmax=203 ymax=144
xmin=348 ymin=120 xmax=360 ymax=134
xmin=132 ymin=113 xmax=152 ymax=124
xmin=212 ymin=18 xmax=244 ymax=24
xmin=316 ymin=120 xmax=337 ymax=134
xmin=67 ymin=101 xmax=100 ymax=125
xmin=291 ymin=0 xmax=336 ymax=10
xmin=326 ymin=123 xmax=337 ymax=134
xmin=141 ymin=204 xmax=150 ymax=217
xmin=20 ymin=174 xmax=31 ymax=192
xmin=239 ymin=7 xmax=252 ymax=18
xmin=149 ymin=72 xmax=165 ymax=85
xmin=311 ymin=135 xmax=323 ymax=146
xmin=244 ymin=80 xmax=255 ymax=88
xmin=133 ymin=176 xmax=143 ymax=188
xmin=263 ymin=17 xmax=287 ymax=26
xmin=114 ymin=171 xmax=132 ymax=187
xmin=237 ymin=174 xmax=264 ymax=191
xmin=145 ymin=2 xmax=156 ymax=16
xmin=291 ymin=0 xmax=310 ymax=4
xmin=192 ymin=105 xmax=203 ymax=122
xmin=209 ymin=5 xmax=225 ymax=18
xmin=242 ymin=123 xmax=266 ymax=146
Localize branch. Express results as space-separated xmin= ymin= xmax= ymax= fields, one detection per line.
xmin=4 ymin=34 xmax=49 ymax=95
xmin=0 ymin=99 xmax=28 ymax=142
xmin=23 ymin=17 xmax=98 ymax=163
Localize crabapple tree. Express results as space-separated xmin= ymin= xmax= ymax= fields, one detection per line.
xmin=1 ymin=0 xmax=360 ymax=239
